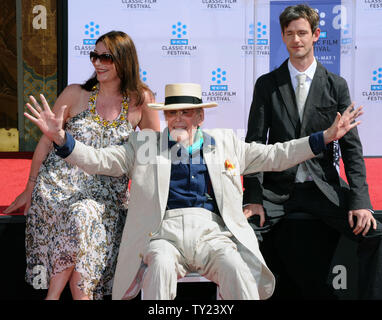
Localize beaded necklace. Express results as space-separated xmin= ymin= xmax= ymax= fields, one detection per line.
xmin=89 ymin=85 xmax=129 ymax=128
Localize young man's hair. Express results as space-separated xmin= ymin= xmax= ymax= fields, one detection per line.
xmin=279 ymin=4 xmax=319 ymax=34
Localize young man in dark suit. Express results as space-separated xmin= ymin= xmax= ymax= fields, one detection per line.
xmin=243 ymin=4 xmax=382 ymax=299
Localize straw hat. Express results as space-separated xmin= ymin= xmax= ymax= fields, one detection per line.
xmin=148 ymin=83 xmax=217 ymax=110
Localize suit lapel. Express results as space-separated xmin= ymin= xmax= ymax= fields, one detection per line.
xmin=275 ymin=60 xmax=300 ymax=131
xmin=156 ymin=129 xmax=171 ymax=216
xmin=300 ymin=62 xmax=326 ymax=135
xmin=202 ymin=132 xmax=224 ymax=215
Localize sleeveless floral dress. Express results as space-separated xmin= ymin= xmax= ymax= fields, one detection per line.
xmin=25 ymin=89 xmax=132 ymax=299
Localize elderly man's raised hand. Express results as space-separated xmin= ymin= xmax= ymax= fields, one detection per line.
xmin=24 ymin=94 xmax=67 ymax=146
xmin=323 ymin=103 xmax=363 ymax=144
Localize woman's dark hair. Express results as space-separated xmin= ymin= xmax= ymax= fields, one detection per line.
xmin=279 ymin=4 xmax=319 ymax=34
xmin=81 ymin=30 xmax=150 ymax=105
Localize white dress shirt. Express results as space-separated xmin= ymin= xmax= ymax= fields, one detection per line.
xmin=288 ymin=58 xmax=317 ymax=183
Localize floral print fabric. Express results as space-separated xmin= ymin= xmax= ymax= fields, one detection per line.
xmin=25 ymin=98 xmax=132 ymax=299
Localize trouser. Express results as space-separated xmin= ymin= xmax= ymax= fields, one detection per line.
xmin=249 ymin=181 xmax=382 ymax=300
xmin=141 ymin=207 xmax=260 ymax=300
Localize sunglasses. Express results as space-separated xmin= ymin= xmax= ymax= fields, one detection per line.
xmin=165 ymin=109 xmax=197 ymax=118
xmin=89 ymin=51 xmax=114 ymax=64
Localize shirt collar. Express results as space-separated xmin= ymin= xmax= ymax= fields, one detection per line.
xmin=167 ymin=128 xmax=204 ymax=155
xmin=288 ymin=58 xmax=317 ymax=81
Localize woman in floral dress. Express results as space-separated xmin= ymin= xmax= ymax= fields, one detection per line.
xmin=4 ymin=31 xmax=160 ymax=300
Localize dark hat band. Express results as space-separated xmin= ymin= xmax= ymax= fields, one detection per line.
xmin=164 ymin=96 xmax=203 ymax=105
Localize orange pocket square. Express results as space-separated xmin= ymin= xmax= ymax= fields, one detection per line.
xmin=224 ymin=160 xmax=235 ymax=170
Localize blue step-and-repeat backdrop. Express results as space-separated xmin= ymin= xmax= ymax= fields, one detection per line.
xmin=67 ymin=0 xmax=382 ymax=156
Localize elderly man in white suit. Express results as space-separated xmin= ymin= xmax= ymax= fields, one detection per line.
xmin=25 ymin=83 xmax=362 ymax=300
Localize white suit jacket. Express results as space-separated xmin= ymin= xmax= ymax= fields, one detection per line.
xmin=64 ymin=128 xmax=315 ymax=300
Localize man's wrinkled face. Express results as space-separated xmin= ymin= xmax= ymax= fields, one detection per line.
xmin=164 ymin=108 xmax=204 ymax=144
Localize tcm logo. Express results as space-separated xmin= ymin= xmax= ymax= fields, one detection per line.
xmin=171 ymin=22 xmax=188 ymax=45
xmin=341 ymin=23 xmax=352 ymax=44
xmin=314 ymin=8 xmax=327 ymax=38
xmin=342 ymin=23 xmax=350 ymax=36
xmin=140 ymin=68 xmax=148 ymax=82
xmin=83 ymin=21 xmax=100 ymax=45
xmin=371 ymin=68 xmax=382 ymax=91
xmin=254 ymin=22 xmax=268 ymax=45
xmin=248 ymin=23 xmax=254 ymax=45
xmin=210 ymin=68 xmax=228 ymax=91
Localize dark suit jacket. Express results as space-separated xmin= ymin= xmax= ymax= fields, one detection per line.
xmin=243 ymin=59 xmax=372 ymax=211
